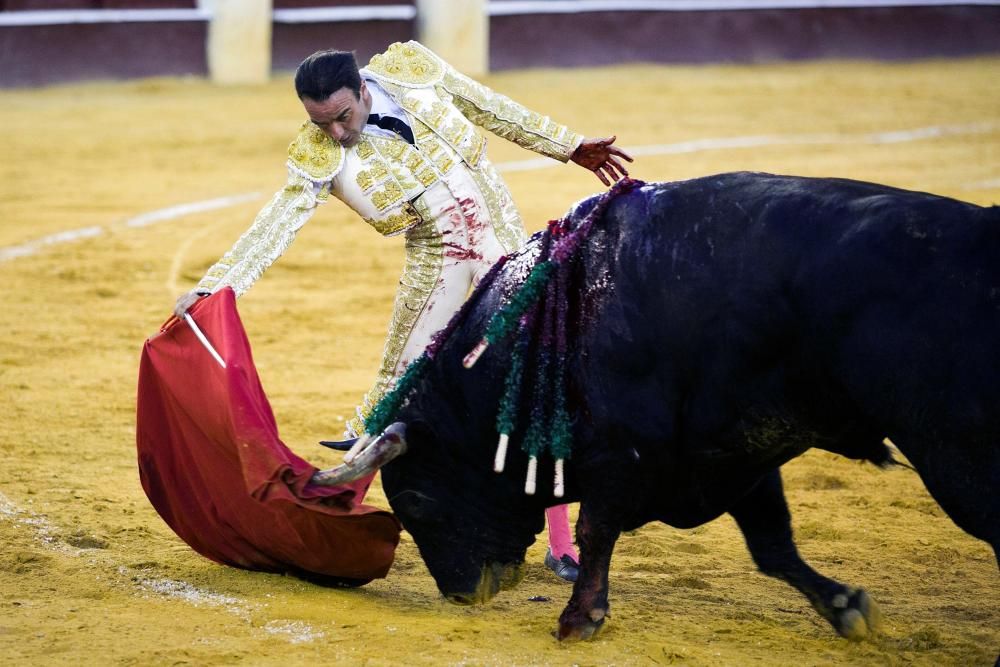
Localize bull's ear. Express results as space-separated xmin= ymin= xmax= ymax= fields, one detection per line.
xmin=310 ymin=422 xmax=408 ymax=486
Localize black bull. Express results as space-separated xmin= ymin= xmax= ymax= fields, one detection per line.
xmin=321 ymin=172 xmax=1000 ymax=641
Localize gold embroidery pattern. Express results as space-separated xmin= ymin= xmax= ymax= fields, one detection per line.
xmin=197 ymin=173 xmax=320 ymax=296
xmin=416 ymin=167 xmax=438 ymax=187
xmin=356 ymin=140 xmax=375 ymax=160
xmin=379 ymin=139 xmax=407 ymax=161
xmin=356 ymin=170 xmax=374 ymax=192
xmin=396 ymin=88 xmax=486 ymax=167
xmin=414 ymin=132 xmax=457 ymax=175
xmin=389 ymin=167 xmax=420 ymax=194
xmin=413 ymin=120 xmax=433 ymax=141
xmin=438 ymin=154 xmax=455 ymax=174
xmin=371 ymin=181 xmax=405 ymax=211
xmin=356 ymin=161 xmax=390 ymax=192
xmin=470 ymin=157 xmax=527 ymax=254
xmin=443 ymin=117 xmax=469 ymax=147
xmin=416 ymin=133 xmax=440 ymax=158
xmin=286 ymin=122 xmax=344 ymax=181
xmin=463 ymin=133 xmax=486 ymax=167
xmin=346 ymin=210 xmax=443 ymax=435
xmin=362 ymin=203 xmax=422 ymax=237
xmin=361 ymin=135 xmax=436 ymax=209
xmin=426 ymin=101 xmax=450 ymax=127
xmin=440 ymin=69 xmax=583 ymax=163
xmin=365 ymin=41 xmax=444 ymax=88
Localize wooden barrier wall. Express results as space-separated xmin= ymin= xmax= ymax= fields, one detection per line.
xmin=1 ymin=2 xmax=998 ymax=88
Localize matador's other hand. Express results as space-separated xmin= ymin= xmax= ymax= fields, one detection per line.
xmin=570 ymin=136 xmax=634 ymax=187
xmin=173 ymin=290 xmax=207 ymax=319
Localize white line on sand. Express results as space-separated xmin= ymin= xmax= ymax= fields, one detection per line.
xmin=0 ymin=226 xmax=104 ymax=263
xmin=0 ymin=490 xmax=76 ymax=554
xmin=124 ymin=567 xmax=255 ymax=620
xmin=496 ymin=122 xmax=999 ymax=172
xmin=0 ymin=193 xmax=262 ymax=265
xmin=1 ymin=121 xmax=996 ymax=264
xmin=124 ymin=192 xmax=263 ymax=228
xmin=0 ymin=489 xmax=324 ymax=643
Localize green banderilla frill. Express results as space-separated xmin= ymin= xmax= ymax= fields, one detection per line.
xmin=362 ymin=353 xmax=430 ymax=437
xmin=481 ymin=260 xmax=556 ymax=346
xmin=358 ymin=254 xmax=513 ymax=439
xmin=360 ymin=178 xmax=642 ymax=496
xmin=496 ymin=326 xmax=531 ymax=439
xmin=484 ymin=178 xmax=644 ymax=496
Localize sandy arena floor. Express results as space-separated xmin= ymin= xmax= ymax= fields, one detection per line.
xmin=1 ymin=58 xmax=998 ymax=666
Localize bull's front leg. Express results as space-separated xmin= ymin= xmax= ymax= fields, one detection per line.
xmin=556 ymin=499 xmax=620 ymax=641
xmin=729 ymin=468 xmax=881 ymax=640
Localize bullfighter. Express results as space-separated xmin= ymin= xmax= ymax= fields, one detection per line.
xmin=174 ymin=41 xmax=632 ymax=581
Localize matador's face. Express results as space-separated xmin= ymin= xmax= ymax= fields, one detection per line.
xmin=302 ymin=80 xmax=372 ymax=148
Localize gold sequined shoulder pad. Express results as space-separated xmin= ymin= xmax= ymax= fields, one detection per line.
xmin=286 ymin=121 xmax=345 ymax=182
xmin=364 ymin=41 xmax=444 ymax=88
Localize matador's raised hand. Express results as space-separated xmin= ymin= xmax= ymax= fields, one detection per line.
xmin=570 ymin=136 xmax=634 ymax=186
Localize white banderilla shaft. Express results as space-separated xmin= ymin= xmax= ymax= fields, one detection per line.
xmin=183 ymin=313 xmax=227 ymax=369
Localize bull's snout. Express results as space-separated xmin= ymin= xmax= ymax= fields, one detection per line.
xmin=445 ymin=561 xmax=525 ymax=606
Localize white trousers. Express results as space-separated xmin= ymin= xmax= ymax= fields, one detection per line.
xmin=347 ymin=162 xmax=525 ymax=436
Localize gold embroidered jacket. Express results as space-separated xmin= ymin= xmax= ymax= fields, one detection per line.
xmin=197 ymin=40 xmax=584 ymax=296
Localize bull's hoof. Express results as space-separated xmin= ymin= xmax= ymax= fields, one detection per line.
xmin=824 ymin=588 xmax=882 ymax=641
xmin=556 ymin=607 xmax=608 ymax=641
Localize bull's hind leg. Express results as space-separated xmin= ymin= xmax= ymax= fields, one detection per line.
xmin=729 ymin=468 xmax=882 ymax=640
xmin=894 ymin=437 xmax=1000 ymax=570
xmin=556 ymin=500 xmax=621 ymax=641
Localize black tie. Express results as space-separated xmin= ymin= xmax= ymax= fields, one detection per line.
xmin=367 ymin=113 xmax=415 ymax=145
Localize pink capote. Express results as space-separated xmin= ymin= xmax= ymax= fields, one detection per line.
xmin=136 ymin=288 xmax=400 ymax=583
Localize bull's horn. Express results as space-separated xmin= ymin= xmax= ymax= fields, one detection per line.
xmin=310 ymin=422 xmax=408 ymax=486
xmin=343 ymin=433 xmax=374 ymax=465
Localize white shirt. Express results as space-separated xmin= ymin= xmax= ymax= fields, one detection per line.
xmin=364 ymin=77 xmax=412 ymax=140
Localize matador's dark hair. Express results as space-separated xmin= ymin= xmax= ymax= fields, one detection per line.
xmin=294 ymin=50 xmax=362 ymax=101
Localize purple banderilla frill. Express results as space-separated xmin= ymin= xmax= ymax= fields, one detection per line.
xmin=363 ymin=177 xmax=644 ymax=496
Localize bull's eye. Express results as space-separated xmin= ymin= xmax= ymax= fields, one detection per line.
xmin=391 ymin=489 xmax=444 ymax=523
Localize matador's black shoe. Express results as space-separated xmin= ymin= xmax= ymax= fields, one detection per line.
xmin=319 ymin=437 xmax=357 ymax=452
xmin=544 ymin=550 xmax=580 ymax=583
